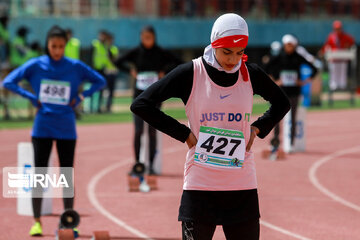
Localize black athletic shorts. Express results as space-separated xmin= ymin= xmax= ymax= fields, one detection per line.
xmin=178 ymin=189 xmax=260 ymax=225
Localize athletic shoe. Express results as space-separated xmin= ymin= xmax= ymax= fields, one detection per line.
xmin=269 ymin=152 xmax=277 ymax=161
xmin=288 ymin=145 xmax=296 ymax=154
xmin=29 ymin=222 xmax=42 ymax=236
xmin=139 ymin=180 xmax=151 ymax=192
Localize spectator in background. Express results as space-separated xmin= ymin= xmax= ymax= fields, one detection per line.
xmin=10 ymin=26 xmax=33 ymax=119
xmin=90 ymin=30 xmax=108 ymax=113
xmin=261 ymin=40 xmax=281 ymax=66
xmin=65 ymin=29 xmax=82 ymax=118
xmin=64 ymin=28 xmax=81 ymax=60
xmin=103 ymin=32 xmax=119 ymax=112
xmin=321 ymin=20 xmax=355 ymax=91
xmin=112 ymin=25 xmax=182 ymax=175
xmin=0 ymin=15 xmax=9 ymax=65
xmin=25 ymin=41 xmax=42 ymax=60
xmin=10 ymin=26 xmax=29 ymax=69
xmin=266 ymin=34 xmax=317 ymax=153
xmin=0 ymin=15 xmax=10 ymax=120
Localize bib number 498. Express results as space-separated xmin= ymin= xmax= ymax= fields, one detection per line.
xmin=40 ymin=79 xmax=71 ymax=105
xmin=43 ymin=85 xmax=66 ymax=98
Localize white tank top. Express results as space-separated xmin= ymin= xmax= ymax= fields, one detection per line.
xmin=184 ymin=57 xmax=257 ymax=191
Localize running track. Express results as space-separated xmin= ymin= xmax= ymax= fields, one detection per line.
xmin=0 ymin=109 xmax=359 ymax=240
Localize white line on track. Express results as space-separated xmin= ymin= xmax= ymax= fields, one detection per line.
xmin=87 ymin=145 xmax=186 ymax=239
xmin=260 ymin=220 xmax=312 ymax=240
xmin=87 ymin=158 xmax=154 ymax=240
xmin=87 ymin=144 xmax=313 ymax=239
xmin=308 ymin=146 xmax=360 ymax=212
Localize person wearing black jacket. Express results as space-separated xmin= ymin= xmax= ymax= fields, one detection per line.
xmin=131 ymin=14 xmax=290 ymax=239
xmin=266 ymin=34 xmax=317 ymax=152
xmin=113 ymin=25 xmax=182 ymax=175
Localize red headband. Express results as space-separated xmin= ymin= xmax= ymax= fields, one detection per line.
xmin=211 ymin=35 xmax=248 ymax=49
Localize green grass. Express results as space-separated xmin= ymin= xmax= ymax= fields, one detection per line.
xmin=0 ymin=96 xmax=359 ymax=130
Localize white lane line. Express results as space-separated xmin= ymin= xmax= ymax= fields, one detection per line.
xmin=308 ymin=146 xmax=360 ymax=212
xmin=87 ymin=158 xmax=154 ymax=240
xmin=86 ymin=145 xmax=185 ymax=239
xmin=77 ymin=142 xmax=130 ymax=154
xmin=260 ymin=220 xmax=312 ymax=240
xmin=87 ymin=144 xmax=312 ymax=239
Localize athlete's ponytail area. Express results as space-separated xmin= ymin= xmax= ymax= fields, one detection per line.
xmin=203 ymin=13 xmax=249 ymax=79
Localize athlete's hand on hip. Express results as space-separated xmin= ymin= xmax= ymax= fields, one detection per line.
xmin=29 ymin=95 xmax=41 ymax=108
xmin=246 ymin=126 xmax=259 ymax=152
xmin=158 ymin=71 xmax=165 ymax=79
xmin=130 ymin=68 xmax=137 ymax=79
xmin=297 ymin=78 xmax=311 ymax=86
xmin=186 ymin=132 xmax=198 ymax=149
xmin=69 ymin=94 xmax=84 ymax=108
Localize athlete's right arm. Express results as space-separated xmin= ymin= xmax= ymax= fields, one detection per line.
xmin=265 ymin=55 xmax=281 ymax=82
xmin=112 ymin=47 xmax=138 ymax=72
xmin=131 ymin=61 xmax=194 ymax=143
xmin=3 ymin=59 xmax=40 ymax=107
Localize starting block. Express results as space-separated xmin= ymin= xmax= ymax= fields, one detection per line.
xmin=92 ymin=231 xmax=110 ymax=240
xmin=262 ymin=136 xmax=286 ymax=161
xmin=56 ymin=209 xmax=80 ymax=240
xmin=57 ymin=229 xmax=75 ymax=240
xmin=127 ymin=163 xmax=158 ymax=192
xmin=262 ymin=149 xmax=286 ymax=161
xmin=146 ymin=175 xmax=158 ymax=190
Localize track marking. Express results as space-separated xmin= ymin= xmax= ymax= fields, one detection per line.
xmin=309 ymin=146 xmax=360 ymax=212
xmin=77 ymin=142 xmax=130 ymax=154
xmin=87 ymin=158 xmax=154 ymax=240
xmin=87 ymin=144 xmax=313 ymax=240
xmin=260 ymin=220 xmax=312 ymax=240
xmin=87 ymin=145 xmax=185 ymax=239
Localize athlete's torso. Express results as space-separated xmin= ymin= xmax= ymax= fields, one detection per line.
xmin=184 ymin=57 xmax=257 ymax=191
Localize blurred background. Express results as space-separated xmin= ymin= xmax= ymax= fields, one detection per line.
xmin=0 ymin=0 xmax=359 ymax=125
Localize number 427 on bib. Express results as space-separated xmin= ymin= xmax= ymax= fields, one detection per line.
xmin=194 ymin=126 xmax=245 ymax=168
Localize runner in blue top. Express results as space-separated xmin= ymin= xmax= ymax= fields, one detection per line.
xmin=3 ymin=25 xmax=105 ymax=237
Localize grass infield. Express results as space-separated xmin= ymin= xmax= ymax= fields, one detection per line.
xmin=0 ymin=96 xmax=359 ymax=129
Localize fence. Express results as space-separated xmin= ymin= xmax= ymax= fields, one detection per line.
xmin=7 ymin=0 xmax=360 ymax=19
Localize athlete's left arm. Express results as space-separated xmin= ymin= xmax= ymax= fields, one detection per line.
xmin=69 ymin=61 xmax=106 ymax=107
xmin=247 ymin=63 xmax=290 ymax=139
xmin=298 ymin=54 xmax=318 ymax=86
xmin=78 ymin=61 xmax=106 ymax=98
xmin=299 ymin=54 xmax=318 ymax=78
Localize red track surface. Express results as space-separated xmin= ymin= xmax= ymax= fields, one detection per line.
xmin=0 ymin=109 xmax=359 ymax=240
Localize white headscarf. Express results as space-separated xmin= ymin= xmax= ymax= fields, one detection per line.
xmin=203 ymin=13 xmax=249 ymax=73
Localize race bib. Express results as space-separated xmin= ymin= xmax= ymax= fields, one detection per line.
xmin=39 ymin=79 xmax=71 ymax=105
xmin=194 ymin=126 xmax=245 ymax=168
xmin=136 ymin=71 xmax=159 ymax=90
xmin=280 ymin=70 xmax=298 ymax=87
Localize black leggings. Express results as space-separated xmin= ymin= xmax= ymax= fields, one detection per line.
xmin=133 ymin=103 xmax=160 ymax=169
xmin=31 ymin=137 xmax=76 ymax=218
xmin=182 ymin=219 xmax=260 ymax=240
xmin=105 ymin=73 xmax=117 ymax=112
xmin=273 ymin=95 xmax=299 ymax=146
